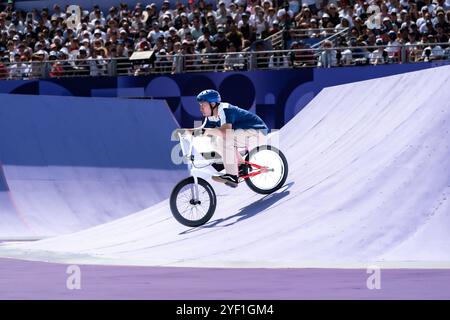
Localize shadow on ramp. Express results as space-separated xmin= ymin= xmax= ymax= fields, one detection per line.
xmin=180 ymin=182 xmax=294 ymax=235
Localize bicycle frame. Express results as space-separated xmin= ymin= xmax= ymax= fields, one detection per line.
xmin=178 ymin=133 xmax=221 ymax=201
xmin=178 ymin=133 xmax=272 ymax=198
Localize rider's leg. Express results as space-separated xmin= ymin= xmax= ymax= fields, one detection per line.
xmin=219 ymin=129 xmax=267 ymax=176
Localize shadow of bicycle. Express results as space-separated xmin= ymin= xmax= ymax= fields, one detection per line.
xmin=180 ymin=181 xmax=294 ymax=235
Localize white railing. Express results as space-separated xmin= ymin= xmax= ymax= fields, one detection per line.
xmin=0 ymin=42 xmax=449 ymax=80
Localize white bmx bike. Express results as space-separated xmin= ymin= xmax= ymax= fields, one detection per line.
xmin=170 ymin=131 xmax=288 ymax=227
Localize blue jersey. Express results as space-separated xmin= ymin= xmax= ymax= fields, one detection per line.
xmin=201 ymin=102 xmax=269 ymax=134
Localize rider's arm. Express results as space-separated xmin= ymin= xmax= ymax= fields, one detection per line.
xmin=203 ymin=123 xmax=232 ymax=138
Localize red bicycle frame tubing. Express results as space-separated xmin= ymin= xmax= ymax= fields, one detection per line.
xmin=239 ymin=160 xmax=269 ymax=179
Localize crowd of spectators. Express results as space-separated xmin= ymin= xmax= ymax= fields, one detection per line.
xmin=0 ymin=0 xmax=449 ymax=79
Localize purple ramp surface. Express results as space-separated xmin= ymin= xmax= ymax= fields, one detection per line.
xmin=0 ymin=94 xmax=185 ymax=239
xmin=1 ymin=258 xmax=450 ymax=299
xmin=1 ymin=66 xmax=450 ymax=268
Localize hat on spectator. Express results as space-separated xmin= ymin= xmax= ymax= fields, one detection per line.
xmin=322 ymin=13 xmax=330 ymax=18
xmin=421 ymin=6 xmax=428 ymax=12
xmin=119 ymin=28 xmax=127 ymax=34
xmin=12 ymin=35 xmax=20 ymax=41
xmin=169 ymin=26 xmax=177 ymax=32
xmin=383 ymin=17 xmax=390 ymax=22
xmin=79 ymin=46 xmax=87 ymax=51
xmin=81 ymin=38 xmax=90 ymax=44
xmin=59 ymin=47 xmax=69 ymax=55
xmin=401 ymin=9 xmax=408 ymax=14
xmin=218 ymin=1 xmax=225 ymax=5
xmin=159 ymin=48 xmax=166 ymax=53
xmin=437 ymin=10 xmax=445 ymax=16
xmin=388 ymin=30 xmax=397 ymax=39
xmin=94 ymin=29 xmax=102 ymax=35
xmin=375 ymin=38 xmax=383 ymax=45
xmin=277 ymin=9 xmax=286 ymax=18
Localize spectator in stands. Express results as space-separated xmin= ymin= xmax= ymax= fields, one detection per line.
xmin=191 ymin=17 xmax=203 ymax=41
xmin=335 ymin=38 xmax=354 ymax=66
xmin=148 ymin=22 xmax=164 ymax=45
xmin=205 ymin=12 xmax=218 ymax=36
xmin=266 ymin=6 xmax=278 ymax=28
xmin=223 ymin=42 xmax=245 ymax=71
xmin=317 ymin=40 xmax=337 ymax=68
xmin=73 ymin=46 xmax=90 ymax=76
xmin=326 ymin=3 xmax=341 ymax=27
xmin=214 ymin=26 xmax=230 ymax=53
xmin=421 ymin=34 xmax=445 ymax=61
xmin=0 ymin=55 xmax=9 ymax=79
xmin=200 ymin=38 xmax=218 ymax=69
xmin=406 ymin=30 xmax=421 ymax=62
xmin=90 ymin=47 xmax=108 ymax=76
xmin=238 ymin=12 xmax=254 ymax=42
xmin=29 ymin=50 xmax=46 ymax=78
xmin=171 ymin=41 xmax=185 ymax=74
xmin=268 ymin=45 xmax=289 ymax=68
xmin=386 ymin=30 xmax=401 ymax=61
xmin=253 ymin=40 xmax=270 ymax=69
xmin=289 ymin=40 xmax=314 ymax=67
xmin=9 ymin=53 xmax=29 ymax=79
xmin=226 ymin=22 xmax=244 ymax=50
xmin=369 ymin=38 xmax=389 ymax=65
xmin=436 ymin=26 xmax=449 ymax=47
xmin=154 ymin=48 xmax=171 ymax=73
xmin=254 ymin=9 xmax=270 ymax=39
xmin=435 ymin=9 xmax=450 ymax=33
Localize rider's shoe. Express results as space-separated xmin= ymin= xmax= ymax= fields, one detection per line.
xmin=212 ymin=174 xmax=239 ymax=188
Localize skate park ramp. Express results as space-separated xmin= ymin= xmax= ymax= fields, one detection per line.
xmin=0 ymin=94 xmax=184 ymax=239
xmin=1 ymin=66 xmax=449 ymax=268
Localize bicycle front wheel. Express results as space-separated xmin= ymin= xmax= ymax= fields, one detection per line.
xmin=170 ymin=177 xmax=217 ymax=227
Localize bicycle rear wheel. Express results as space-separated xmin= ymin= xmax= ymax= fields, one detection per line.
xmin=244 ymin=145 xmax=288 ymax=194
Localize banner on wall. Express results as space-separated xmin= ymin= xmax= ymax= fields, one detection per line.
xmin=0 ymin=63 xmax=442 ymax=129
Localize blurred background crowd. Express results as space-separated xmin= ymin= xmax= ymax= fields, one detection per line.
xmin=0 ymin=0 xmax=449 ymax=78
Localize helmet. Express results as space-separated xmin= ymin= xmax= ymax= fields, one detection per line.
xmin=196 ymin=89 xmax=221 ymax=103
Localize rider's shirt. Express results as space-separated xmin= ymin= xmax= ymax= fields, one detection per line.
xmin=201 ymin=102 xmax=269 ymax=134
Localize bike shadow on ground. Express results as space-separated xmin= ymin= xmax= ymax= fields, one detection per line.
xmin=179 ymin=181 xmax=294 ymax=235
